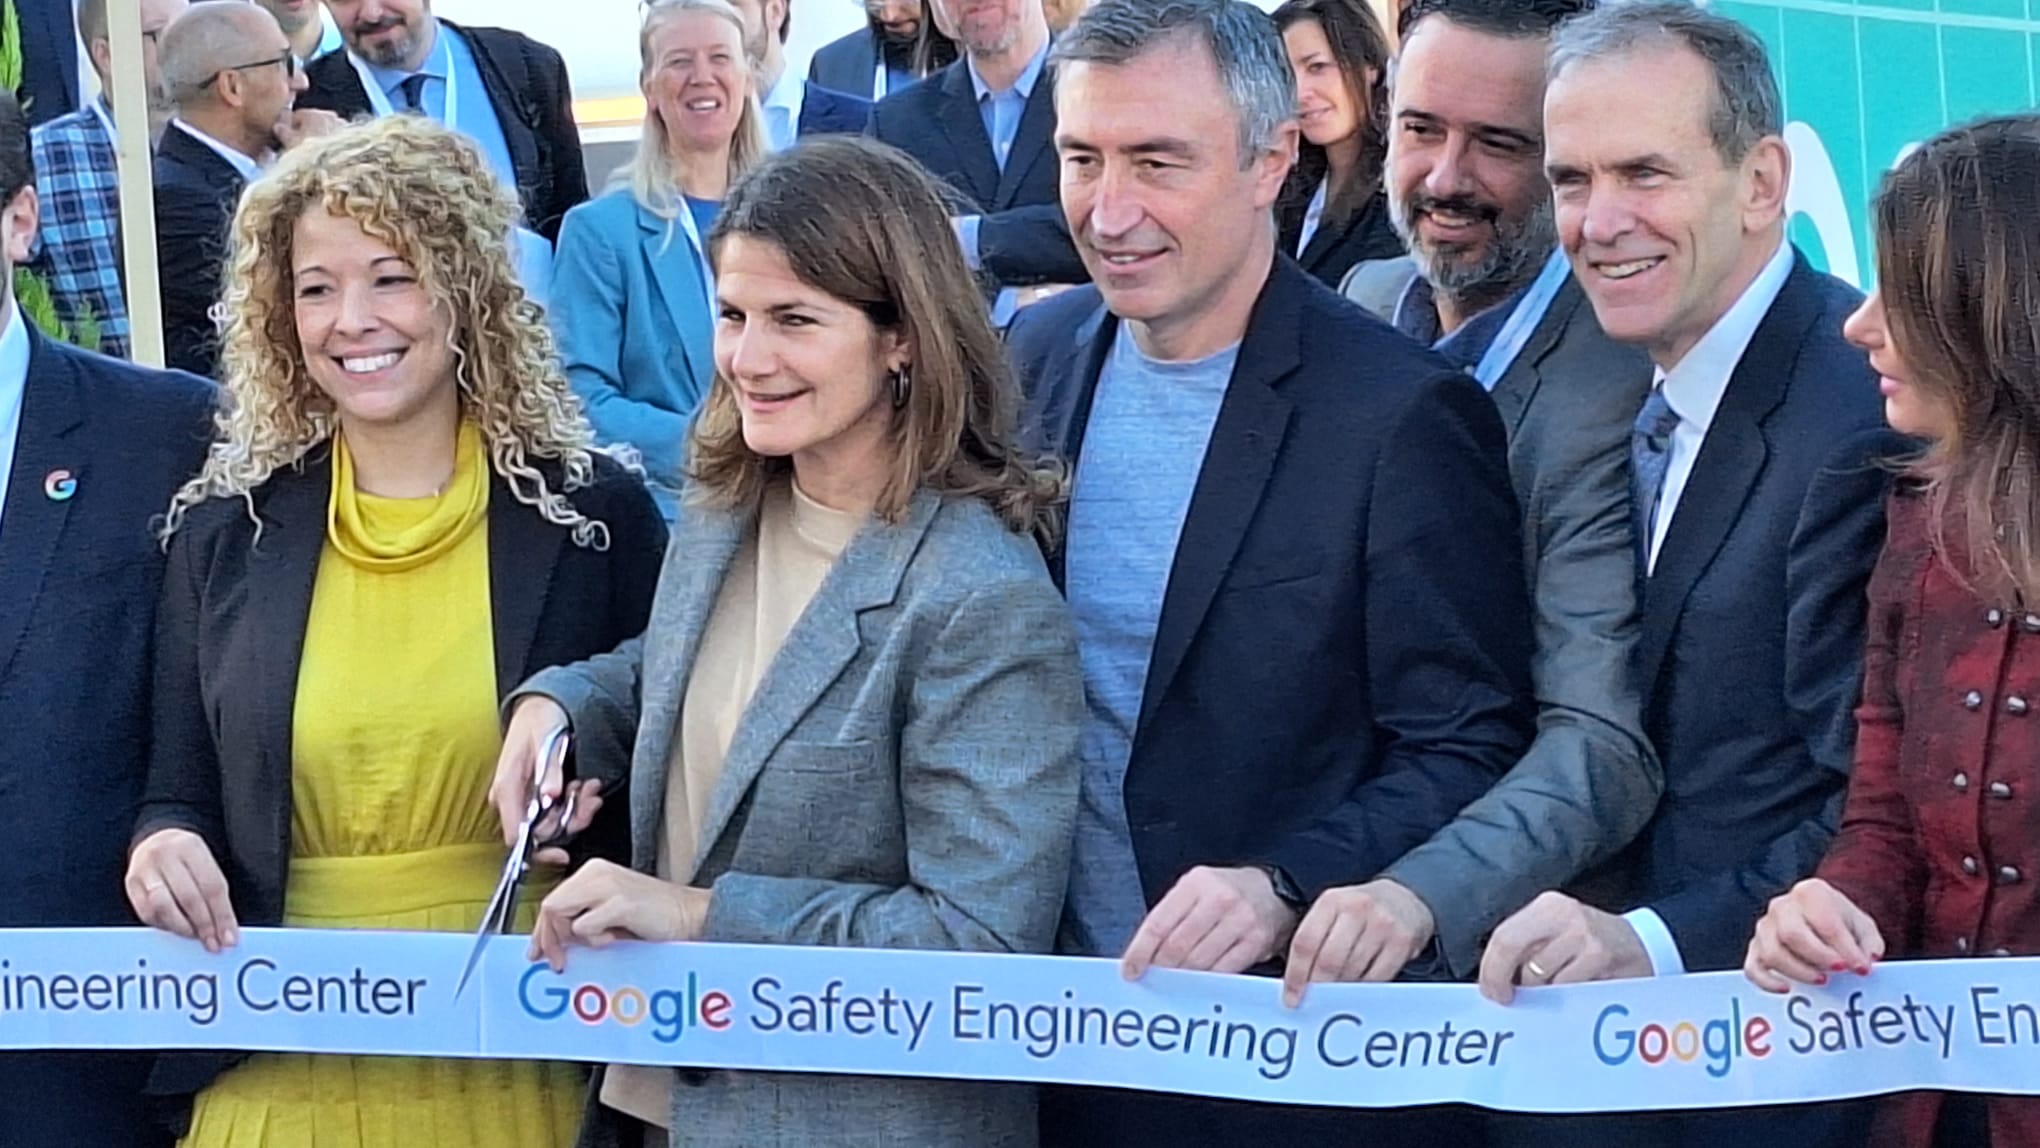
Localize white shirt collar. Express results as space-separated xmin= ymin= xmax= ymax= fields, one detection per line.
xmin=0 ymin=299 xmax=29 ymax=388
xmin=171 ymin=119 xmax=263 ymax=181
xmin=1656 ymin=238 xmax=1795 ymax=433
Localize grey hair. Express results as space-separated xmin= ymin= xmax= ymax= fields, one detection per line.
xmin=1053 ymin=0 xmax=1296 ymax=166
xmin=160 ymin=0 xmax=278 ymax=104
xmin=1548 ymin=0 xmax=1781 ymax=164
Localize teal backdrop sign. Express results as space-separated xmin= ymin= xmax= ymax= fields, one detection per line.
xmin=1717 ymin=0 xmax=2039 ymax=286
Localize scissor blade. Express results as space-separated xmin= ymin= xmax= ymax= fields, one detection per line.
xmin=452 ymin=930 xmax=491 ymax=1000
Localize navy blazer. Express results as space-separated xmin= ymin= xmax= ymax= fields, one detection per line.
xmin=1008 ymin=256 xmax=1535 ymax=916
xmin=16 ymin=0 xmax=78 ymax=126
xmin=1496 ymin=252 xmax=1903 ymax=1148
xmin=797 ymin=80 xmax=874 ymax=136
xmin=1621 ymin=253 xmax=1907 ymax=972
xmin=0 ymin=330 xmax=213 ymax=1148
xmin=871 ymin=59 xmax=1087 ymax=287
xmin=152 ymin=125 xmax=247 ymax=379
xmin=810 ymin=26 xmax=884 ymax=99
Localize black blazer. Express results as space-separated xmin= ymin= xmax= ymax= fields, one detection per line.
xmin=810 ymin=26 xmax=882 ymax=99
xmin=798 ymin=80 xmax=874 ymax=137
xmin=0 ymin=330 xmax=213 ymax=1148
xmin=152 ymin=125 xmax=248 ymax=379
xmin=1007 ymin=256 xmax=1535 ymax=910
xmin=1275 ymin=187 xmax=1404 ymax=291
xmin=300 ymin=22 xmax=590 ymax=242
xmin=870 ymin=59 xmax=1087 ymax=287
xmin=135 ymin=451 xmax=666 ymax=1126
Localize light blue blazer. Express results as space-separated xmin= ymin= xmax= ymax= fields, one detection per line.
xmin=548 ymin=188 xmax=716 ymax=516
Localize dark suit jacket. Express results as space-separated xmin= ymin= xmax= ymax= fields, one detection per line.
xmin=798 ymin=80 xmax=873 ymax=137
xmin=0 ymin=330 xmax=213 ymax=1148
xmin=17 ymin=0 xmax=78 ymax=126
xmin=1275 ymin=188 xmax=1404 ymax=292
xmin=810 ymin=26 xmax=882 ymax=99
xmin=152 ymin=125 xmax=247 ymax=379
xmin=299 ymin=21 xmax=590 ymax=241
xmin=1382 ymin=274 xmax=1660 ymax=977
xmin=1627 ymin=253 xmax=1905 ymax=972
xmin=1009 ymin=255 xmax=1535 ymax=916
xmin=134 ymin=451 xmax=666 ymax=1130
xmin=871 ymin=59 xmax=1086 ymax=287
xmin=1492 ymin=253 xmax=1902 ymax=1148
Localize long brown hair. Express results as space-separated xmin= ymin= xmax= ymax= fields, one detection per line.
xmin=1272 ymin=0 xmax=1391 ymax=228
xmin=686 ymin=135 xmax=1065 ymax=543
xmin=1880 ymin=112 xmax=2040 ymax=603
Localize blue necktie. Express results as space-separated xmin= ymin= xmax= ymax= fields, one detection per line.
xmin=1631 ymin=386 xmax=1680 ymax=575
xmin=397 ymin=73 xmax=430 ymax=114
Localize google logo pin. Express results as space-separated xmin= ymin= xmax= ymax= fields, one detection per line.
xmin=43 ymin=470 xmax=77 ymax=502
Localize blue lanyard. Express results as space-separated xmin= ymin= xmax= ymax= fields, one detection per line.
xmin=1472 ymin=249 xmax=1571 ymax=389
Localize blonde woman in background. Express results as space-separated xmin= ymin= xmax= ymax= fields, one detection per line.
xmin=549 ymin=0 xmax=768 ymax=517
xmin=125 ymin=115 xmax=668 ymax=1147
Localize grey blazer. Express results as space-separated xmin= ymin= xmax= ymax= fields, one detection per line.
xmin=521 ymin=485 xmax=1083 ymax=1148
xmin=1378 ymin=275 xmax=1663 ymax=977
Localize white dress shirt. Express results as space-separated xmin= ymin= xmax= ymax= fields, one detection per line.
xmin=1622 ymin=237 xmax=1796 ymax=977
xmin=169 ymin=119 xmax=262 ymax=181
xmin=0 ymin=299 xmax=34 ymax=529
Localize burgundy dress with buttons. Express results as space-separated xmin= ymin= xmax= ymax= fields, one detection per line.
xmin=1817 ymin=489 xmax=2039 ymax=1146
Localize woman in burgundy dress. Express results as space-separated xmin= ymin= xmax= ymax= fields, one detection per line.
xmin=1743 ymin=112 xmax=2040 ymax=1148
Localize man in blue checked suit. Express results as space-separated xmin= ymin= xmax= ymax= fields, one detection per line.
xmin=25 ymin=0 xmax=188 ymax=360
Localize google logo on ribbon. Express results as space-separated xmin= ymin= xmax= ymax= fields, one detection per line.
xmin=517 ymin=963 xmax=734 ymax=1045
xmin=1592 ymin=1001 xmax=1772 ymax=1080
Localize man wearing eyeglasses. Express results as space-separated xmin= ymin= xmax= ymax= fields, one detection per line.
xmin=153 ymin=1 xmax=341 ymax=377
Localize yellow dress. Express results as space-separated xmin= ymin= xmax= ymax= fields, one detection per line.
xmin=182 ymin=424 xmax=583 ymax=1148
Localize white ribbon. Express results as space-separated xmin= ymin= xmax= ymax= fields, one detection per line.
xmin=4 ymin=927 xmax=2036 ymax=1112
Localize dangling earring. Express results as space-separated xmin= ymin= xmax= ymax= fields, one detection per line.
xmin=890 ymin=364 xmax=912 ymax=408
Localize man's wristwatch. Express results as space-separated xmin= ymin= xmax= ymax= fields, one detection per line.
xmin=1257 ymin=864 xmax=1309 ymax=912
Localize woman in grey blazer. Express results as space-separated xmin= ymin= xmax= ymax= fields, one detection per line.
xmin=492 ymin=136 xmax=1084 ymax=1148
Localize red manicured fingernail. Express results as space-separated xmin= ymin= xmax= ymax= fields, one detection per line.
xmin=1815 ymin=974 xmax=1829 ymax=985
xmin=1857 ymin=966 xmax=1872 ymax=976
xmin=1831 ymin=963 xmax=1848 ymax=971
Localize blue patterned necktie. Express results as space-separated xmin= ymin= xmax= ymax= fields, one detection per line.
xmin=1631 ymin=386 xmax=1681 ymax=575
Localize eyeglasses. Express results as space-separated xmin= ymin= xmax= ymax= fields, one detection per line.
xmin=202 ymin=49 xmax=298 ymax=90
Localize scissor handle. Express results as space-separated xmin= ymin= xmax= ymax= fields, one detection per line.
xmin=526 ymin=726 xmax=582 ymax=851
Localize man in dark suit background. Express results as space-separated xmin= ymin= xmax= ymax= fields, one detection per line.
xmin=14 ymin=0 xmax=78 ymax=127
xmin=873 ymin=0 xmax=1086 ymax=324
xmin=301 ymin=0 xmax=588 ymax=243
xmin=811 ymin=0 xmax=928 ymax=99
xmin=1296 ymin=0 xmax=1659 ymax=988
xmin=1476 ymin=4 xmax=1902 ymax=1144
xmin=0 ymin=87 xmax=215 ymax=1148
xmin=1007 ymin=0 xmax=1533 ymax=1142
xmin=154 ymin=1 xmax=327 ymax=378
xmin=727 ymin=0 xmax=875 ymax=146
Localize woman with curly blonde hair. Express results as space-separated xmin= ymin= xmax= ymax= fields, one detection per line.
xmin=125 ymin=115 xmax=667 ymax=1147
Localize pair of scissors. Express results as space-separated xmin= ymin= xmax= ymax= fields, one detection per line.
xmin=455 ymin=726 xmax=581 ymax=999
